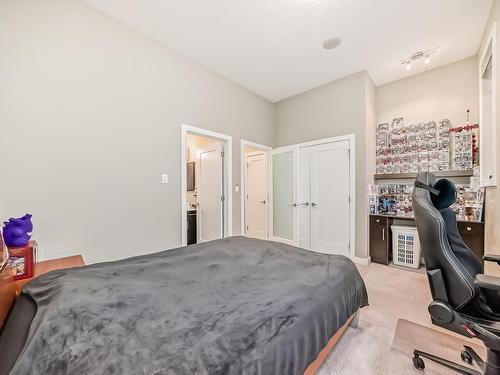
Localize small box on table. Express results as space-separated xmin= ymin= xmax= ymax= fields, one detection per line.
xmin=8 ymin=241 xmax=37 ymax=281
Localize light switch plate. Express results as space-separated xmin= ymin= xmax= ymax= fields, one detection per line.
xmin=235 ymin=184 xmax=240 ymax=192
xmin=161 ymin=174 xmax=168 ymax=184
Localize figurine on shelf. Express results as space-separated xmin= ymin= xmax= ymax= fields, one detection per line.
xmin=3 ymin=214 xmax=33 ymax=247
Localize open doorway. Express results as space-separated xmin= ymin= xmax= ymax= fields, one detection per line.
xmin=181 ymin=125 xmax=232 ymax=246
xmin=240 ymin=140 xmax=271 ymax=240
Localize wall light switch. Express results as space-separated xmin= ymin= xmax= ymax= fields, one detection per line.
xmin=235 ymin=184 xmax=240 ymax=192
xmin=162 ymin=174 xmax=168 ymax=184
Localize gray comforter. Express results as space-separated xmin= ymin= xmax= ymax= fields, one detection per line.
xmin=11 ymin=237 xmax=368 ymax=375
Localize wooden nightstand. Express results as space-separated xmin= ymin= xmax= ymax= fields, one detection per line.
xmin=1 ymin=255 xmax=85 ymax=329
xmin=13 ymin=255 xmax=85 ymax=293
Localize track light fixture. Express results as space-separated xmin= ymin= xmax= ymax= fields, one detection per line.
xmin=401 ymin=48 xmax=439 ymax=70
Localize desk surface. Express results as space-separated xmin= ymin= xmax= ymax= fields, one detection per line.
xmin=369 ymin=214 xmax=483 ymax=224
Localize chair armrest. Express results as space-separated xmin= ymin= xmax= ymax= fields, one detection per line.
xmin=474 ymin=274 xmax=500 ymax=291
xmin=483 ymin=254 xmax=500 ymax=265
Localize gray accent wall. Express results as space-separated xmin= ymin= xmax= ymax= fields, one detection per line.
xmin=0 ymin=0 xmax=482 ymax=265
xmin=0 ymin=0 xmax=274 ymax=263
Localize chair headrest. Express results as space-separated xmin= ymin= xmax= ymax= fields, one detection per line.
xmin=414 ymin=172 xmax=457 ymax=209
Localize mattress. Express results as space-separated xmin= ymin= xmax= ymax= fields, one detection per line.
xmin=6 ymin=236 xmax=368 ymax=375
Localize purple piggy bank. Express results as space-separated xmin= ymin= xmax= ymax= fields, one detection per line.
xmin=3 ymin=214 xmax=33 ymax=247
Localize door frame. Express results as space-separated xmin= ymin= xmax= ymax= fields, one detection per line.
xmin=240 ymin=139 xmax=272 ymax=236
xmin=272 ymin=134 xmax=356 ymax=260
xmin=479 ymin=22 xmax=497 ymax=187
xmin=181 ymin=124 xmax=232 ymax=246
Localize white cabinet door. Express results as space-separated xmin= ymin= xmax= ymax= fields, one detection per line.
xmin=298 ymin=149 xmax=311 ymax=250
xmin=198 ymin=143 xmax=224 ymax=242
xmin=309 ymin=140 xmax=350 ymax=255
xmin=270 ymin=146 xmax=298 ymax=246
xmin=245 ymin=152 xmax=269 ymax=240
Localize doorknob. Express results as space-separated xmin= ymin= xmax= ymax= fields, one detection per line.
xmin=300 ymin=202 xmax=310 ymax=206
xmin=290 ymin=203 xmax=298 ymax=207
xmin=311 ymin=202 xmax=318 ymax=207
xmin=258 ymin=200 xmax=266 ymax=204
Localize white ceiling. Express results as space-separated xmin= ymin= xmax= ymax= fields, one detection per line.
xmin=86 ymin=0 xmax=492 ymax=102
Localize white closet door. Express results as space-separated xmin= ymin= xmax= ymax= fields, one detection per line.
xmin=245 ymin=151 xmax=269 ymax=240
xmin=270 ymin=146 xmax=298 ymax=246
xmin=298 ymin=149 xmax=311 ymax=250
xmin=309 ymin=140 xmax=350 ymax=255
xmin=198 ymin=143 xmax=224 ymax=242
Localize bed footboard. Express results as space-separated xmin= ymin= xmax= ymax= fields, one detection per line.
xmin=303 ymin=310 xmax=359 ymax=375
xmin=348 ymin=310 xmax=360 ymax=329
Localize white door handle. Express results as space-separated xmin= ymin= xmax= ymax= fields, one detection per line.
xmin=311 ymin=202 xmax=318 ymax=207
xmin=301 ymin=202 xmax=310 ymax=206
xmin=290 ymin=203 xmax=298 ymax=207
xmin=258 ymin=200 xmax=266 ymax=204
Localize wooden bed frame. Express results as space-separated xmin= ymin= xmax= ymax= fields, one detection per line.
xmin=0 ymin=263 xmax=359 ymax=375
xmin=0 ymin=266 xmax=17 ymax=330
xmin=304 ymin=311 xmax=359 ymax=374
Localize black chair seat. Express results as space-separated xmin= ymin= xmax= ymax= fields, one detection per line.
xmin=413 ymin=172 xmax=500 ymax=375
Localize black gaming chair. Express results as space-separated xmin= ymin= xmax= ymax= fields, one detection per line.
xmin=412 ymin=172 xmax=500 ymax=374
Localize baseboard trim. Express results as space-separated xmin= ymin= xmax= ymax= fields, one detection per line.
xmin=353 ymin=256 xmax=371 ymax=266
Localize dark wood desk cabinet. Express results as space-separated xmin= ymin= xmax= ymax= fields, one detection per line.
xmin=369 ymin=216 xmax=392 ymax=265
xmin=187 ymin=210 xmax=197 ymax=245
xmin=369 ymin=215 xmax=485 ymax=265
xmin=457 ymin=222 xmax=484 ymax=262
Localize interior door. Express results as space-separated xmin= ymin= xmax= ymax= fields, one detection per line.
xmin=298 ymin=149 xmax=311 ymax=249
xmin=197 ymin=142 xmax=224 ymax=242
xmin=308 ymin=140 xmax=350 ymax=255
xmin=245 ymin=151 xmax=269 ymax=240
xmin=270 ymin=146 xmax=298 ymax=245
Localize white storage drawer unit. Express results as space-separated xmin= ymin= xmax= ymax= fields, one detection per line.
xmin=391 ymin=225 xmax=422 ymax=269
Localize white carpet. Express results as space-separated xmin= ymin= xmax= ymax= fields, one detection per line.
xmin=317 ymin=262 xmax=485 ymax=374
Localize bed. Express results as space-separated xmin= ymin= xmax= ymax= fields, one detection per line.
xmin=0 ymin=236 xmax=368 ymax=375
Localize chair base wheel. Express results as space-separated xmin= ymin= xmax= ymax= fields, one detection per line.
xmin=461 ymin=349 xmax=473 ymax=364
xmin=413 ymin=355 xmax=425 ymax=370
xmin=413 ymin=348 xmax=483 ymax=375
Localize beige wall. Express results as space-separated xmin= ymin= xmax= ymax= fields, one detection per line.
xmin=185 ymin=134 xmax=219 ymax=207
xmin=0 ymin=0 xmax=275 ymax=264
xmin=244 ymin=145 xmax=262 ymax=154
xmin=376 ymin=56 xmax=479 ymax=127
xmin=275 ymin=71 xmax=373 ymax=259
xmin=186 ymin=134 xmax=219 ymax=162
xmin=0 ymin=0 xmax=492 ymax=266
xmin=480 ymin=0 xmax=500 ymax=276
